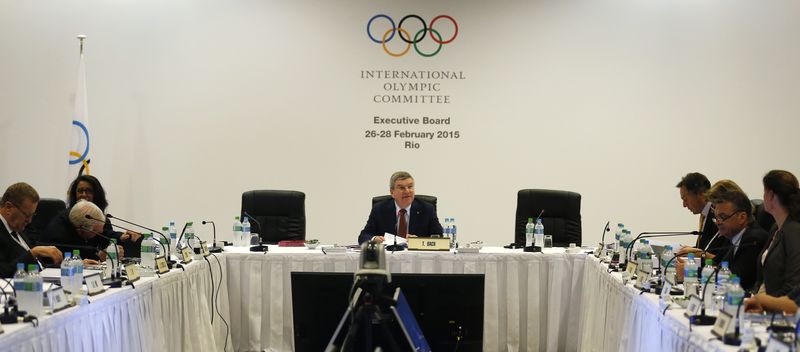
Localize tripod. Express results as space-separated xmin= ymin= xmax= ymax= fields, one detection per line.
xmin=327 ymin=276 xmax=402 ymax=352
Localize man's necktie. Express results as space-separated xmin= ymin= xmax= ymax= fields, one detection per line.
xmin=398 ymin=209 xmax=407 ymax=238
xmin=10 ymin=231 xmax=20 ymax=242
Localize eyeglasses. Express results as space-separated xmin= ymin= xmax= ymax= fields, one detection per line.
xmin=713 ymin=210 xmax=743 ymax=223
xmin=10 ymin=202 xmax=36 ymax=220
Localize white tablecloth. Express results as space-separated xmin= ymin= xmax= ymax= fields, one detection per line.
xmin=0 ymin=256 xmax=231 ymax=352
xmin=224 ymin=247 xmax=589 ymax=352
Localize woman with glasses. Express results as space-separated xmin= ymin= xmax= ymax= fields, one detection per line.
xmin=755 ymin=170 xmax=800 ymax=296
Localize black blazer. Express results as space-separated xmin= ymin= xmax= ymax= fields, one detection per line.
xmin=756 ymin=220 xmax=800 ymax=296
xmin=0 ymin=219 xmax=38 ymax=278
xmin=41 ymin=209 xmax=110 ymax=261
xmin=712 ymin=225 xmax=769 ymax=292
xmin=358 ymin=198 xmax=443 ymax=244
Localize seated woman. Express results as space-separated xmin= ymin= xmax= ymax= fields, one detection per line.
xmin=67 ymin=175 xmax=141 ymax=250
xmin=755 ymin=170 xmax=800 ymax=296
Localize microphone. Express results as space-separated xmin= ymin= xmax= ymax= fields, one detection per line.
xmin=595 ymin=221 xmax=611 ymax=258
xmin=201 ymin=221 xmax=223 ymax=253
xmin=105 ymin=214 xmax=173 ymax=267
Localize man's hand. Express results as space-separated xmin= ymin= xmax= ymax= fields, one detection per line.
xmin=120 ymin=230 xmax=142 ymax=242
xmin=83 ymin=259 xmax=100 ymax=266
xmin=676 ymin=246 xmax=701 ymax=257
xmin=31 ymin=246 xmax=63 ymax=264
xmin=371 ymin=236 xmax=385 ymax=243
xmin=117 ymin=245 xmax=125 ymax=258
xmin=744 ymin=297 xmax=764 ymax=313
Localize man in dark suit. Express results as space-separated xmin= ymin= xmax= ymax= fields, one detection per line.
xmin=709 ymin=191 xmax=769 ymax=292
xmin=41 ymin=200 xmax=116 ymax=263
xmin=0 ymin=183 xmax=63 ymax=277
xmin=358 ymin=171 xmax=443 ymax=244
xmin=676 ymin=172 xmax=723 ymax=256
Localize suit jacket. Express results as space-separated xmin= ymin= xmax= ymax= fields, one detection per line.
xmin=712 ymin=225 xmax=769 ymax=292
xmin=0 ymin=219 xmax=38 ymax=278
xmin=358 ymin=198 xmax=443 ymax=244
xmin=696 ymin=209 xmax=720 ymax=251
xmin=41 ymin=209 xmax=110 ymax=261
xmin=755 ymin=220 xmax=800 ymax=296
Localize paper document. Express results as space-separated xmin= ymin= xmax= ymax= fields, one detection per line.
xmin=383 ymin=233 xmax=408 ymax=246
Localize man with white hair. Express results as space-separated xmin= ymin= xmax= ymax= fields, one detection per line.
xmin=42 ymin=200 xmax=123 ymax=264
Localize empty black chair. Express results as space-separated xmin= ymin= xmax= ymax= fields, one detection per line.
xmin=751 ymin=199 xmax=776 ymax=232
xmin=371 ymin=195 xmax=437 ymax=211
xmin=241 ymin=190 xmax=306 ymax=244
xmin=27 ymin=198 xmax=67 ymax=244
xmin=515 ymin=189 xmax=582 ymax=247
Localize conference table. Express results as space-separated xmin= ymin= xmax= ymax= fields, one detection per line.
xmin=0 ymin=246 xmax=781 ymax=351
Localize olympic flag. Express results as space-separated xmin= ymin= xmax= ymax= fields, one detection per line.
xmin=69 ymin=35 xmax=91 ymax=183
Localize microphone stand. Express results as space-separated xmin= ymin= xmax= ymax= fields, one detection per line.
xmin=105 ymin=214 xmax=174 ymax=268
xmin=243 ymin=212 xmax=268 ymax=251
xmin=658 ymin=254 xmax=681 ymax=296
xmin=723 ymin=293 xmax=748 ymax=345
xmin=595 ymin=221 xmax=610 ymax=258
xmin=201 ymin=221 xmax=223 ymax=253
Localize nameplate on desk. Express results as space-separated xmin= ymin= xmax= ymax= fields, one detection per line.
xmin=200 ymin=241 xmax=210 ymax=257
xmin=48 ymin=286 xmax=69 ymax=312
xmin=711 ymin=311 xmax=733 ymax=337
xmin=684 ymin=294 xmax=702 ymax=317
xmin=636 ymin=269 xmax=651 ymax=286
xmin=181 ymin=247 xmax=193 ymax=264
xmin=85 ymin=273 xmax=105 ymax=295
xmin=125 ymin=263 xmax=140 ymax=283
xmin=625 ymin=262 xmax=638 ymax=277
xmin=155 ymin=256 xmax=170 ymax=274
xmin=407 ymin=237 xmax=450 ymax=251
xmin=765 ymin=336 xmax=792 ymax=352
xmin=660 ymin=280 xmax=673 ymax=301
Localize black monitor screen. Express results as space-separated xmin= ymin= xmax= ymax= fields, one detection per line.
xmin=291 ymin=272 xmax=484 ymax=352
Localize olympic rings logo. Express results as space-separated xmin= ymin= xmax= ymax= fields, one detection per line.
xmin=367 ymin=14 xmax=458 ymax=57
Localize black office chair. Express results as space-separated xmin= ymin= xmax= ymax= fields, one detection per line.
xmin=241 ymin=190 xmax=306 ymax=244
xmin=515 ymin=189 xmax=582 ymax=247
xmin=750 ymin=199 xmax=775 ymax=232
xmin=27 ymin=198 xmax=67 ymax=244
xmin=371 ymin=195 xmax=437 ymax=211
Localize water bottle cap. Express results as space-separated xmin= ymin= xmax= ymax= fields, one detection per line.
xmin=705 ymin=259 xmax=713 ymax=265
xmin=732 ymin=276 xmax=741 ymax=284
xmin=243 ymin=216 xmax=248 ymax=222
xmin=16 ymin=263 xmax=24 ymax=270
xmin=665 ymin=245 xmax=672 ymax=251
xmin=235 ymin=216 xmax=240 ymax=220
xmin=186 ymin=221 xmax=193 ymax=226
xmin=687 ymin=253 xmax=695 ymax=259
xmin=65 ymin=252 xmax=72 ymax=258
xmin=170 ymin=221 xmax=175 ymax=225
xmin=528 ymin=218 xmax=533 ymax=222
xmin=73 ymin=249 xmax=80 ymax=256
xmin=162 ymin=227 xmax=169 ymax=231
xmin=618 ymin=223 xmax=624 ymax=227
xmin=721 ymin=261 xmax=729 ymax=268
xmin=27 ymin=264 xmax=37 ymax=272
xmin=643 ymin=240 xmax=649 ymax=244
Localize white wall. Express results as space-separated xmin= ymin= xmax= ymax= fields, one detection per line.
xmin=1 ymin=0 xmax=799 ymax=247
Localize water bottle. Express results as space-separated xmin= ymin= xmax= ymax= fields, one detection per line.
xmin=641 ymin=240 xmax=654 ymax=274
xmin=242 ymin=216 xmax=251 ymax=245
xmin=140 ymin=233 xmax=157 ymax=271
xmin=13 ymin=263 xmax=27 ymax=312
xmin=71 ymin=250 xmax=84 ymax=301
xmin=60 ymin=252 xmax=74 ymax=292
xmin=105 ymin=239 xmax=119 ymax=279
xmin=661 ymin=245 xmax=676 ymax=282
xmin=26 ymin=265 xmax=43 ymax=317
xmin=169 ymin=220 xmax=177 ymax=253
xmin=233 ymin=216 xmax=243 ymax=247
xmin=683 ymin=253 xmax=699 ymax=298
xmin=186 ymin=222 xmax=201 ymax=258
xmin=525 ymin=218 xmax=535 ymax=247
xmin=614 ymin=223 xmax=624 ymax=254
xmin=740 ymin=320 xmax=758 ymax=352
xmin=724 ymin=276 xmax=744 ymax=316
xmin=534 ymin=218 xmax=544 ymax=248
xmin=450 ymin=218 xmax=458 ymax=249
xmin=714 ymin=261 xmax=731 ymax=311
xmin=443 ymin=218 xmax=451 ymax=239
xmin=620 ymin=230 xmax=633 ymax=265
xmin=163 ymin=226 xmax=175 ymax=260
xmin=700 ymin=259 xmax=715 ymax=311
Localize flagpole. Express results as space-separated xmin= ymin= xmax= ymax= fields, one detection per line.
xmin=77 ymin=34 xmax=86 ymax=55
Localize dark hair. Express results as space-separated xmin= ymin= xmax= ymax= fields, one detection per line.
xmin=714 ymin=190 xmax=754 ymax=224
xmin=676 ymin=172 xmax=711 ymax=195
xmin=67 ymin=175 xmax=108 ymax=212
xmin=1 ymin=182 xmax=39 ymax=205
xmin=763 ymin=170 xmax=800 ymax=219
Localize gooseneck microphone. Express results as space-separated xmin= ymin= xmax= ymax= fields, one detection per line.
xmin=596 ymin=221 xmax=611 ymax=258
xmin=104 ymin=214 xmax=173 ymax=267
xmin=201 ymin=221 xmax=223 ymax=253
xmin=242 ymin=211 xmax=263 ymax=237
